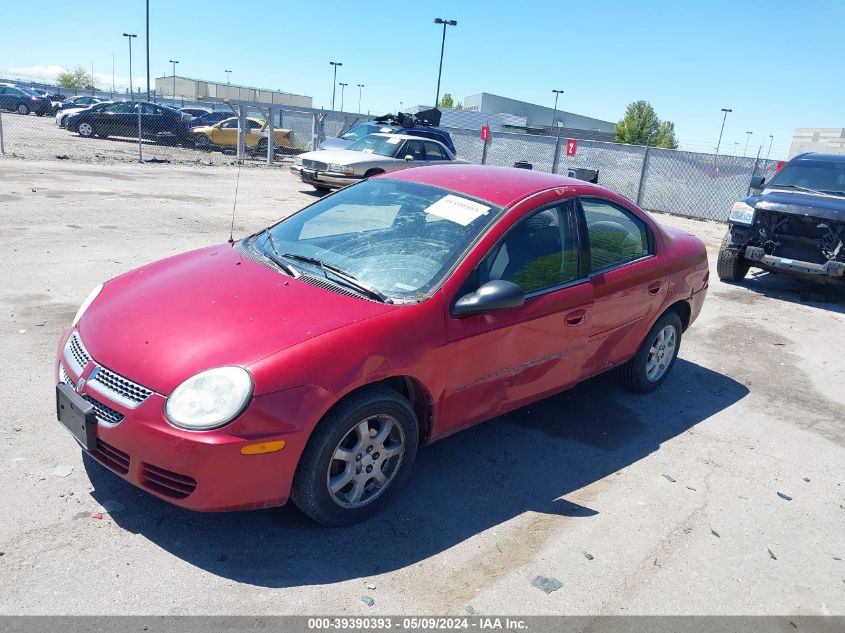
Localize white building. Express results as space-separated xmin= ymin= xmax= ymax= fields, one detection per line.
xmin=154 ymin=75 xmax=312 ymax=109
xmin=789 ymin=128 xmax=845 ymax=158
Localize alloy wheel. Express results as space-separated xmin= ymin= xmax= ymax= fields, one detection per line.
xmin=78 ymin=123 xmax=93 ymax=138
xmin=645 ymin=324 xmax=677 ymax=382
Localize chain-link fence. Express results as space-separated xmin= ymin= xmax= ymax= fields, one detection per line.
xmin=0 ymin=74 xmax=778 ymax=222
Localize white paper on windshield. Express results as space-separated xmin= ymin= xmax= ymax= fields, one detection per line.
xmin=386 ymin=137 xmax=402 ymax=144
xmin=380 ymin=127 xmax=392 ymax=133
xmin=425 ymin=195 xmax=490 ymax=226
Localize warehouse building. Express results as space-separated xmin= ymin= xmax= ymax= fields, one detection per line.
xmin=154 ymin=75 xmax=312 ymax=108
xmin=789 ymin=128 xmax=845 ymax=158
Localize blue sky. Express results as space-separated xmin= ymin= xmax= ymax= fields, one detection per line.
xmin=3 ymin=0 xmax=842 ymax=159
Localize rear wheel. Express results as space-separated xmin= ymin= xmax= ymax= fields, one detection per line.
xmin=194 ymin=135 xmax=212 ymax=149
xmin=716 ymin=231 xmax=750 ymax=282
xmin=621 ymin=310 xmax=683 ymax=393
xmin=77 ymin=122 xmax=95 ymax=138
xmin=312 ymin=184 xmax=332 ymax=192
xmin=291 ymin=385 xmax=418 ymax=526
xmin=17 ymin=103 xmax=30 ymax=115
xmin=254 ymin=139 xmax=268 ymax=154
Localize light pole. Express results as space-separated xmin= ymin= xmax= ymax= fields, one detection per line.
xmin=357 ymin=84 xmax=364 ymax=114
xmin=169 ymin=60 xmax=179 ymax=100
xmin=329 ymin=62 xmax=342 ymax=110
xmin=122 ymin=33 xmax=137 ymax=96
xmin=715 ymin=107 xmax=732 ymax=155
xmin=338 ymin=82 xmax=348 ymax=112
xmin=225 ymin=69 xmax=232 ymax=84
xmin=551 ymin=89 xmax=564 ymax=136
xmin=766 ymin=135 xmax=774 ymax=160
xmin=433 ymin=18 xmax=457 ymax=108
xmin=145 ymin=0 xmax=150 ymax=101
xmin=744 ymin=131 xmax=752 ymax=157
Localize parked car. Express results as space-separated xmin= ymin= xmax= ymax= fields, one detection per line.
xmin=56 ymin=101 xmax=113 ymax=128
xmin=55 ymin=95 xmax=105 ymax=113
xmin=0 ymin=83 xmax=53 ymax=115
xmin=55 ymin=164 xmax=709 ymax=525
xmin=67 ymin=101 xmax=193 ymax=145
xmin=320 ymin=111 xmax=457 ymax=155
xmin=191 ymin=110 xmax=239 ymax=127
xmin=291 ymin=133 xmax=465 ymax=191
xmin=179 ymin=107 xmax=211 ymax=120
xmin=192 ymin=116 xmax=294 ymax=153
xmin=717 ymin=152 xmax=845 ymax=285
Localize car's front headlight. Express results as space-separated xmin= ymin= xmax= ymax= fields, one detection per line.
xmin=165 ymin=367 xmax=253 ymax=430
xmin=294 ymin=156 xmax=303 ymax=166
xmin=72 ymin=283 xmax=103 ymax=326
xmin=328 ymin=163 xmax=354 ymax=175
xmin=728 ymin=201 xmax=755 ymax=225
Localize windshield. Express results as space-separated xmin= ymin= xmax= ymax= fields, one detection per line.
xmin=767 ymin=159 xmax=845 ymax=196
xmin=347 ymin=135 xmax=404 ymax=157
xmin=257 ymin=179 xmax=500 ymax=301
xmin=340 ymin=124 xmax=381 ymax=141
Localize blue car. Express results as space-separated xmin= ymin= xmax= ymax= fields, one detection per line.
xmin=320 ymin=108 xmax=457 ymax=155
xmin=191 ymin=110 xmax=237 ymax=127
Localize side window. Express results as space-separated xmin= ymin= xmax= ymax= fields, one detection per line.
xmin=581 ymin=198 xmax=650 ymax=272
xmin=220 ymin=118 xmax=239 ymax=128
xmin=477 ymin=203 xmax=579 ymax=294
xmin=404 ymin=140 xmax=425 ymax=161
xmin=247 ymin=120 xmax=263 ymax=130
xmin=140 ymin=103 xmax=157 ymax=114
xmin=107 ymin=103 xmax=131 ymax=113
xmin=423 ymin=141 xmax=447 ymax=160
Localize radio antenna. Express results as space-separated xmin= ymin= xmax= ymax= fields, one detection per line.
xmin=228 ymin=161 xmax=242 ymax=244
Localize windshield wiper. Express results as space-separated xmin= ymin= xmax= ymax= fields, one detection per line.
xmin=769 ymin=184 xmax=833 ymax=196
xmin=259 ymin=229 xmax=297 ymax=276
xmin=281 ymin=253 xmax=389 ymax=303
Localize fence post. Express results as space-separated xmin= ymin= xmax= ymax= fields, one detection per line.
xmin=551 ymin=135 xmax=562 ymax=174
xmin=481 ymin=136 xmax=488 ymax=165
xmin=311 ymin=113 xmax=318 ymax=151
xmin=0 ymin=110 xmax=4 ymax=154
xmin=635 ymin=145 xmax=650 ymax=206
xmin=137 ymin=102 xmax=143 ymax=163
xmin=267 ymin=106 xmax=274 ymax=166
xmin=747 ymin=145 xmax=762 ymax=196
xmin=237 ymin=106 xmax=246 ymax=163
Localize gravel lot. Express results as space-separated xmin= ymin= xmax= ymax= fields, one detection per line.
xmin=0 ymin=111 xmax=296 ymax=165
xmin=0 ymin=159 xmax=843 ymax=615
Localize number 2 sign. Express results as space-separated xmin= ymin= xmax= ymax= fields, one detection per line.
xmin=565 ymin=139 xmax=577 ymax=156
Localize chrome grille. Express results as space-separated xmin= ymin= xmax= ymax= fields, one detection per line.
xmin=82 ymin=394 xmax=125 ymax=426
xmin=89 ymin=366 xmax=153 ymax=408
xmin=302 ymin=159 xmax=328 ymax=170
xmin=65 ymin=332 xmax=92 ymax=374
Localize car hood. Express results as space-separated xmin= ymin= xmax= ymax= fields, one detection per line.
xmin=78 ymin=243 xmax=394 ymax=394
xmin=319 ymin=137 xmax=354 ymax=151
xmin=299 ymin=149 xmax=386 ymax=166
xmin=750 ymin=189 xmax=845 ymax=222
xmin=192 ymin=125 xmax=214 ymax=134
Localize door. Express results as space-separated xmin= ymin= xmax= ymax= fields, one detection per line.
xmin=100 ymin=102 xmax=133 ymax=136
xmin=243 ymin=119 xmax=264 ymax=147
xmin=577 ymin=197 xmax=670 ymax=376
xmin=139 ymin=102 xmax=163 ymax=138
xmin=0 ymin=88 xmax=12 ymax=110
xmin=441 ymin=200 xmax=593 ymax=432
xmin=211 ymin=117 xmax=239 ymax=146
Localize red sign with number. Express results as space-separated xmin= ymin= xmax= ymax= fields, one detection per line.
xmin=481 ymin=125 xmax=490 ymax=142
xmin=566 ymin=139 xmax=577 ymax=156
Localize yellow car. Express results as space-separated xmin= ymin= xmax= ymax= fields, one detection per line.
xmin=193 ymin=117 xmax=293 ymax=152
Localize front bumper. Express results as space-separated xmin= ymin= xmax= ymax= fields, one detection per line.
xmin=55 ymin=330 xmax=316 ymax=511
xmin=744 ymin=246 xmax=845 ymax=283
xmin=289 ymin=165 xmax=363 ymax=188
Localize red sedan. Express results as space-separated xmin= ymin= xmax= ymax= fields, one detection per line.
xmin=56 ymin=165 xmax=709 ymax=525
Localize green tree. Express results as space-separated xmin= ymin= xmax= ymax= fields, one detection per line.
xmin=56 ymin=67 xmax=95 ymax=90
xmin=438 ymin=93 xmax=454 ymax=109
xmin=454 ymin=101 xmax=463 ymax=110
xmin=615 ymin=100 xmax=677 ymax=148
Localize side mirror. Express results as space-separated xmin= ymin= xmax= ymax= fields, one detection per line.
xmin=452 ymin=280 xmax=525 ymax=318
xmin=404 ymin=155 xmax=414 ymax=161
xmin=750 ymin=175 xmax=766 ymax=191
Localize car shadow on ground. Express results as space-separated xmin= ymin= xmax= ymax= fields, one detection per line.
xmin=84 ymin=358 xmax=747 ymax=588
xmin=732 ymin=270 xmax=845 ymax=314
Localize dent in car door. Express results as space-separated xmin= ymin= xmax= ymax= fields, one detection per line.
xmin=577 ymin=196 xmax=670 ymax=377
xmin=441 ymin=201 xmax=593 ymax=434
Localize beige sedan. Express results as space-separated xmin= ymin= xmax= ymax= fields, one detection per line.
xmin=290 ymin=133 xmax=465 ymax=191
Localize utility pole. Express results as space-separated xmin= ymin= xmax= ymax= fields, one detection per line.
xmin=744 ymin=131 xmax=752 ymax=157
xmin=357 ymin=84 xmax=364 ymax=114
xmin=715 ymin=107 xmax=732 ymax=155
xmin=111 ymin=53 xmax=115 ymax=98
xmin=329 ymin=61 xmax=342 ymax=110
xmin=433 ymin=18 xmax=457 ymax=108
xmin=338 ymin=82 xmax=348 ymax=112
xmin=551 ymin=89 xmax=564 ymax=137
xmin=145 ymin=0 xmax=150 ymax=101
xmin=225 ymin=70 xmax=232 ymax=84
xmin=123 ymin=33 xmax=137 ymax=96
xmin=169 ymin=60 xmax=179 ymax=100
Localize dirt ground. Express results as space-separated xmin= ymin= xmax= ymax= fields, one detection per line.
xmin=0 ymin=159 xmax=843 ymax=616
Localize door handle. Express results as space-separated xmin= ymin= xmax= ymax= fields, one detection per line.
xmin=564 ymin=309 xmax=586 ymax=327
xmin=647 ymin=281 xmax=662 ymax=295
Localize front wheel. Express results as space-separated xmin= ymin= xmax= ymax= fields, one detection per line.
xmin=621 ymin=310 xmax=683 ymax=393
xmin=716 ymin=232 xmax=750 ymax=282
xmin=291 ymin=385 xmax=419 ymax=526
xmin=17 ymin=103 xmax=30 ymax=115
xmin=77 ymin=122 xmax=95 ymax=138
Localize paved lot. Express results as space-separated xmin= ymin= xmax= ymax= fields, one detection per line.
xmin=0 ymin=159 xmax=843 ymax=615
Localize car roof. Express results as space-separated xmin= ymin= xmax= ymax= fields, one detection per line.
xmin=384 ymin=164 xmax=603 ymax=208
xmin=369 ymin=132 xmax=447 ymax=144
xmin=794 ymin=152 xmax=845 ymax=163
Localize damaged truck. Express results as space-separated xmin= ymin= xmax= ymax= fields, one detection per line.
xmin=717 ymin=152 xmax=845 ymax=285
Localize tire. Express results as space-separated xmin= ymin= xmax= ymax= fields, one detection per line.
xmin=621 ymin=310 xmax=683 ymax=394
xmin=17 ymin=103 xmax=30 ymax=115
xmin=254 ymin=139 xmax=268 ymax=154
xmin=194 ymin=135 xmax=212 ymax=150
xmin=77 ymin=122 xmax=95 ymax=138
xmin=290 ymin=385 xmax=419 ymax=526
xmin=312 ymin=184 xmax=332 ymax=192
xmin=716 ymin=232 xmax=750 ymax=282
